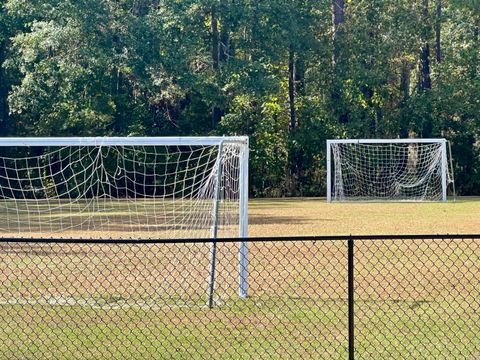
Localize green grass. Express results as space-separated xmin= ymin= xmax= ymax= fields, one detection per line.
xmin=0 ymin=295 xmax=477 ymax=358
xmin=0 ymin=298 xmax=349 ymax=359
xmin=0 ymin=198 xmax=479 ymax=358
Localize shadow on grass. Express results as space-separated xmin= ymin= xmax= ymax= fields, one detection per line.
xmin=249 ymin=215 xmax=334 ymax=225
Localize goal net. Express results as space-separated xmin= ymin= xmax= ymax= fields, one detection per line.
xmin=0 ymin=137 xmax=248 ymax=239
xmin=327 ymin=139 xmax=454 ymax=202
xmin=0 ymin=136 xmax=249 ymax=301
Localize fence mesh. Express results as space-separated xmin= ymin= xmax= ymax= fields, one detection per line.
xmin=0 ymin=236 xmax=478 ymax=359
xmin=355 ymin=238 xmax=479 ymax=358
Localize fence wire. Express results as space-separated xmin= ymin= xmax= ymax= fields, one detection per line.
xmin=0 ymin=235 xmax=478 ymax=359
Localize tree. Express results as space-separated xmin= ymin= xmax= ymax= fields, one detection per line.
xmin=0 ymin=0 xmax=479 ymax=195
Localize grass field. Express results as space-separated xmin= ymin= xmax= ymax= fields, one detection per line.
xmin=0 ymin=198 xmax=479 ymax=358
xmin=248 ymin=197 xmax=480 ymax=236
xmin=2 ymin=196 xmax=479 ymax=238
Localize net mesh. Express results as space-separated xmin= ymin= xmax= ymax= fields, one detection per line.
xmin=0 ymin=142 xmax=244 ymax=239
xmin=331 ymin=142 xmax=453 ymax=201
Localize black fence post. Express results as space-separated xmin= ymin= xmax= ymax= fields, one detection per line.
xmin=208 ymin=240 xmax=218 ymax=309
xmin=348 ymin=236 xmax=355 ymax=360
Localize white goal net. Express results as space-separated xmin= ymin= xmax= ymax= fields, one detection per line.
xmin=327 ymin=139 xmax=454 ymax=202
xmin=0 ymin=137 xmax=248 ymax=239
xmin=0 ymin=136 xmax=249 ymax=301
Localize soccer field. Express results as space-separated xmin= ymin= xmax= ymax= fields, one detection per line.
xmin=248 ymin=197 xmax=480 ymax=236
xmin=0 ymin=198 xmax=478 ymax=358
xmin=1 ymin=197 xmax=478 ymax=239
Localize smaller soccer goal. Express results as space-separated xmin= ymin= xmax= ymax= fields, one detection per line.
xmin=326 ymin=139 xmax=455 ymax=202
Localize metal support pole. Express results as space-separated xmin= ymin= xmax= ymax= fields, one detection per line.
xmin=327 ymin=140 xmax=332 ymax=203
xmin=208 ymin=141 xmax=224 ymax=308
xmin=348 ymin=237 xmax=355 ymax=360
xmin=440 ymin=140 xmax=448 ymax=202
xmin=447 ymin=141 xmax=456 ymax=201
xmin=238 ymin=139 xmax=249 ymax=298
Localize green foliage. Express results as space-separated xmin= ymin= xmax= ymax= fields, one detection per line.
xmin=0 ymin=0 xmax=479 ymax=195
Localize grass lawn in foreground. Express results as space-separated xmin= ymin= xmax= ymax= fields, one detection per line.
xmin=0 ymin=197 xmax=478 ymax=358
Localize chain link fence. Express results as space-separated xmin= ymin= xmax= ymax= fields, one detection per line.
xmin=0 ymin=235 xmax=478 ymax=359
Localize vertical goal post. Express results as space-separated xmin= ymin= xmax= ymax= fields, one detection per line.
xmin=0 ymin=136 xmax=249 ymax=300
xmin=326 ymin=138 xmax=455 ymax=202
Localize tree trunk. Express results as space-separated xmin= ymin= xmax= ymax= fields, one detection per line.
xmin=418 ymin=0 xmax=431 ymax=91
xmin=0 ymin=40 xmax=9 ymax=136
xmin=418 ymin=43 xmax=431 ymax=90
xmin=288 ymin=44 xmax=304 ymax=196
xmin=331 ymin=0 xmax=347 ymax=123
xmin=399 ymin=57 xmax=414 ymax=137
xmin=211 ymin=5 xmax=219 ymax=71
xmin=250 ymin=0 xmax=259 ymax=62
xmin=211 ymin=5 xmax=222 ymax=127
xmin=435 ymin=0 xmax=442 ymax=63
xmin=332 ymin=0 xmax=345 ymax=65
xmin=400 ymin=60 xmax=413 ymax=100
xmin=132 ymin=1 xmax=149 ymax=16
xmin=288 ymin=44 xmax=296 ymax=131
xmin=295 ymin=52 xmax=305 ymax=95
xmin=219 ymin=26 xmax=231 ymax=62
xmin=364 ymin=3 xmax=380 ymax=136
xmin=473 ymin=15 xmax=479 ymax=79
xmin=400 ymin=72 xmax=409 ymax=103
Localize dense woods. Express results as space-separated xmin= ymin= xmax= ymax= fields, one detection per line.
xmin=0 ymin=0 xmax=478 ymax=196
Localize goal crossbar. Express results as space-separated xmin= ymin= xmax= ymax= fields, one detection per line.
xmin=0 ymin=136 xmax=248 ymax=147
xmin=327 ymin=138 xmax=446 ymax=145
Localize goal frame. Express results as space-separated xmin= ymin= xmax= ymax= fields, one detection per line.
xmin=326 ymin=138 xmax=450 ymax=203
xmin=0 ymin=136 xmax=249 ymax=299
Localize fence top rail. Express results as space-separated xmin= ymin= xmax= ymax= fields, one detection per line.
xmin=327 ymin=138 xmax=447 ymax=145
xmin=0 ymin=234 xmax=479 ymax=244
xmin=0 ymin=136 xmax=249 ymax=147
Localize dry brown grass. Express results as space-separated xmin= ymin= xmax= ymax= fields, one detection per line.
xmin=0 ymin=197 xmax=478 ymax=302
xmin=248 ymin=197 xmax=480 ymax=236
xmin=1 ymin=196 xmax=478 ymax=239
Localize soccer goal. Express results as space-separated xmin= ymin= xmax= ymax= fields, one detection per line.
xmin=0 ymin=136 xmax=249 ymax=298
xmin=326 ymin=139 xmax=455 ymax=202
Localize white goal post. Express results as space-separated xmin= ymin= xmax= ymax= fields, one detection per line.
xmin=0 ymin=136 xmax=249 ymax=299
xmin=326 ymin=138 xmax=455 ymax=202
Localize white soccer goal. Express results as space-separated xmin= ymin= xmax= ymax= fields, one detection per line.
xmin=0 ymin=136 xmax=249 ymax=298
xmin=326 ymin=139 xmax=455 ymax=202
